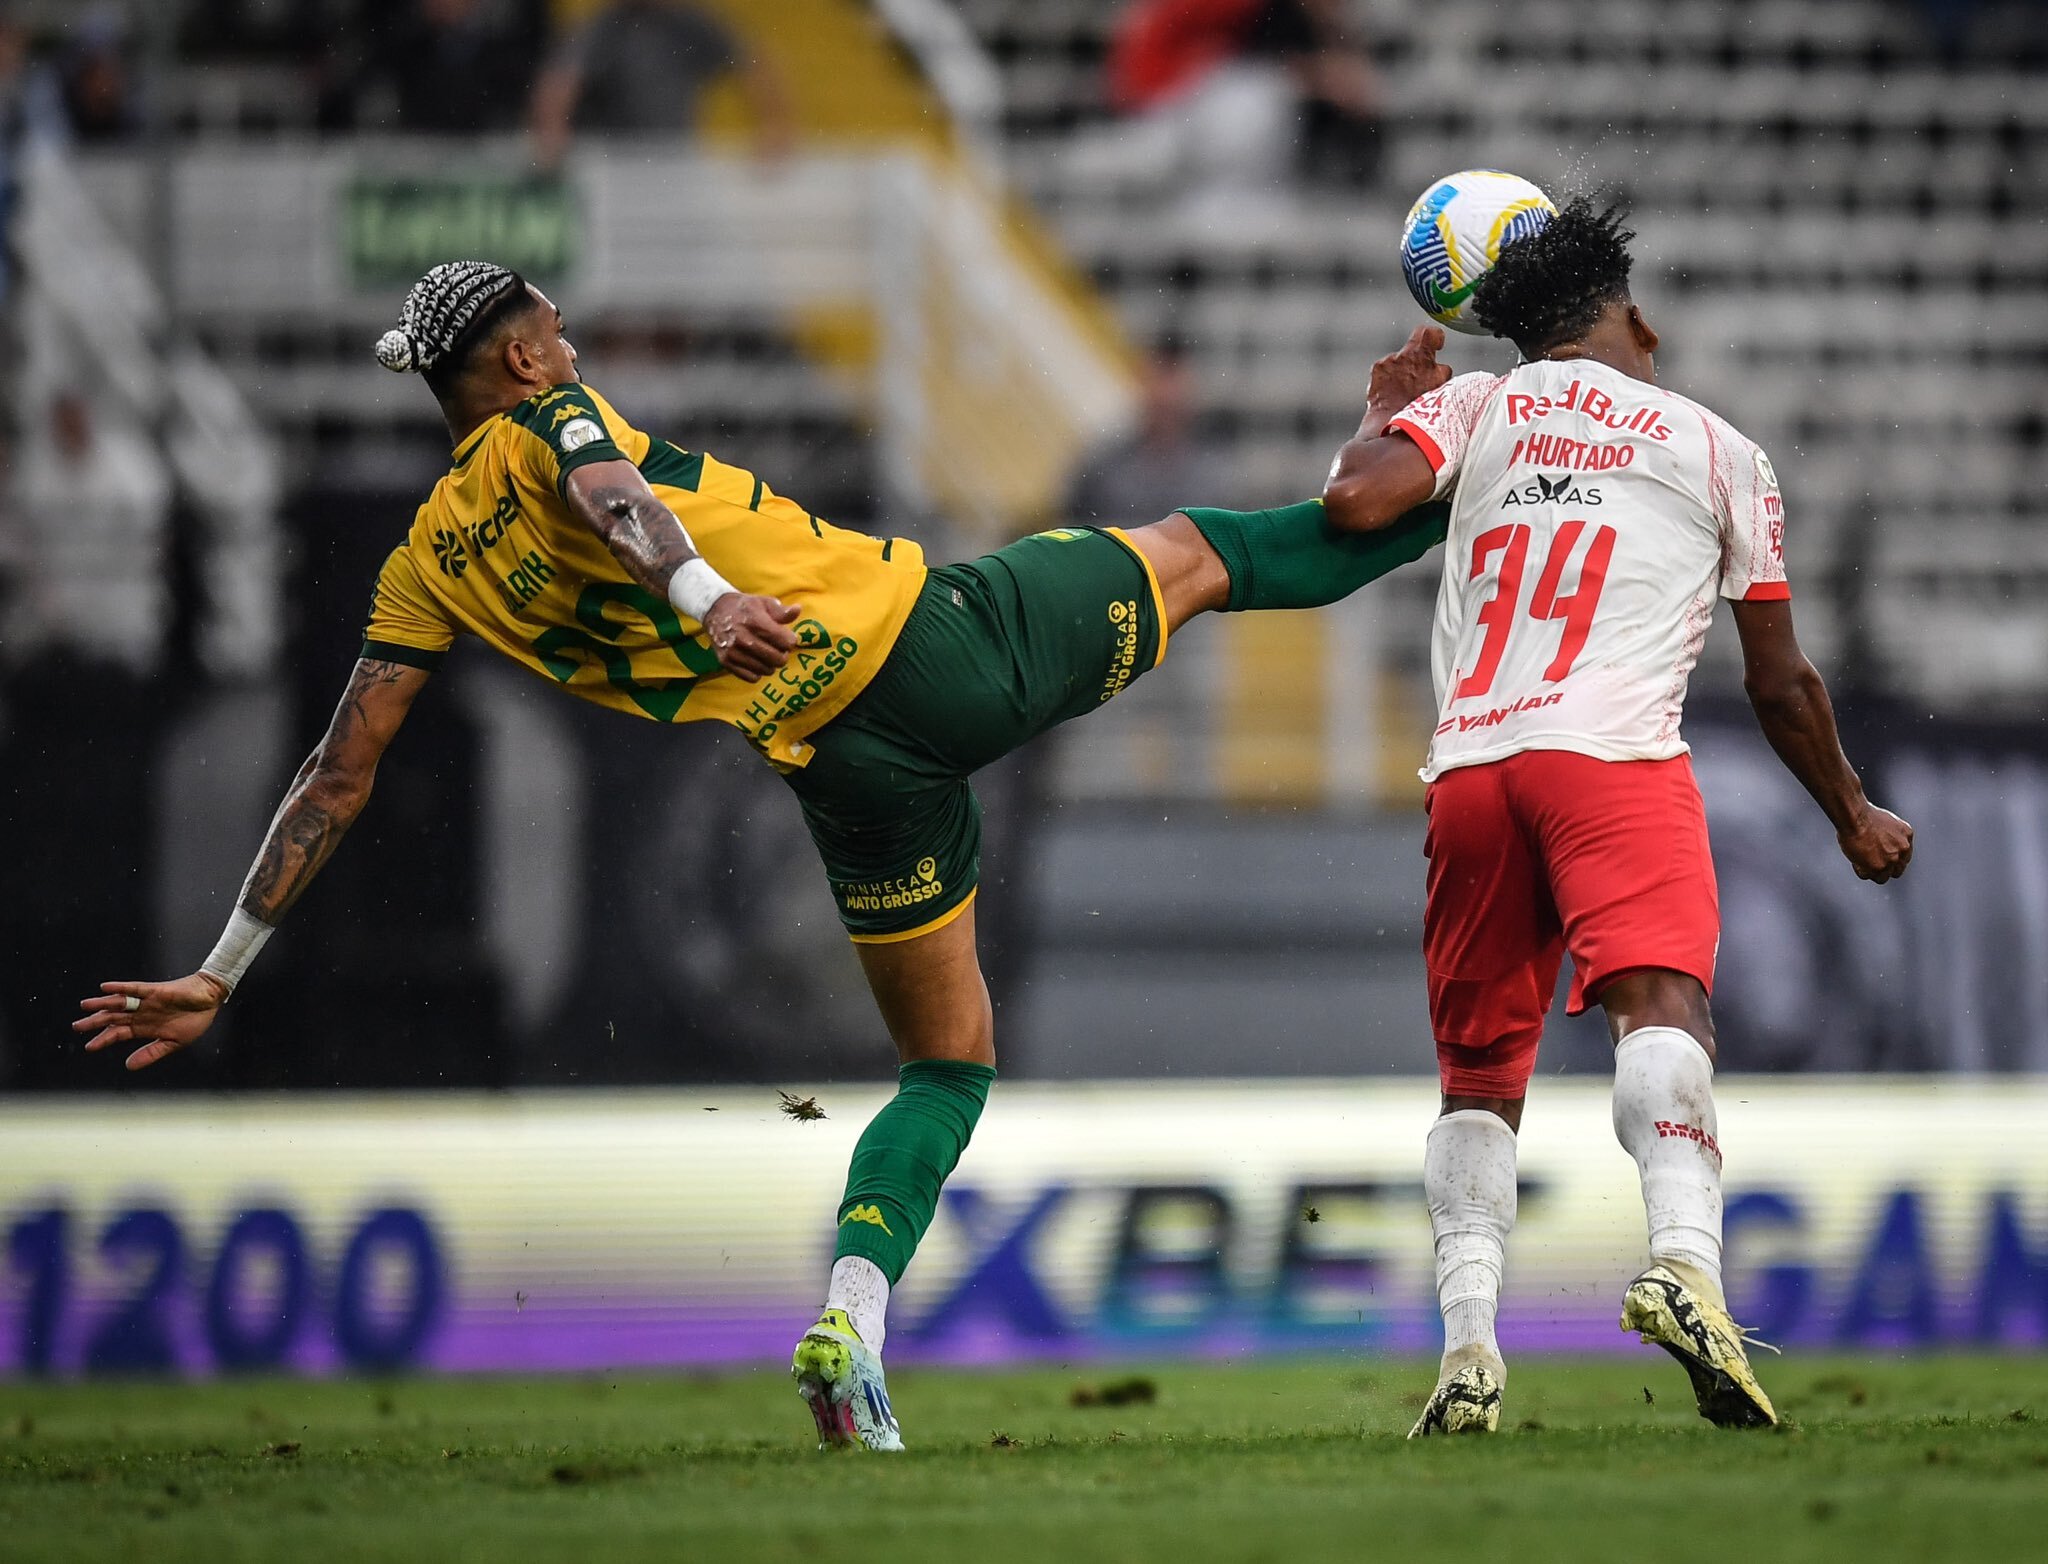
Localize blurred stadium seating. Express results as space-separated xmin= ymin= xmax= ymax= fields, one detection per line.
xmin=963 ymin=0 xmax=2048 ymax=792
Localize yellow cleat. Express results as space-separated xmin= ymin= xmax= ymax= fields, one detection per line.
xmin=791 ymin=1308 xmax=904 ymax=1452
xmin=1620 ymin=1263 xmax=1779 ymax=1428
xmin=1408 ymin=1358 xmax=1505 ymax=1438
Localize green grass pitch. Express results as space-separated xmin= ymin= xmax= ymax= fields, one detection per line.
xmin=2 ymin=1356 xmax=2044 ymax=1562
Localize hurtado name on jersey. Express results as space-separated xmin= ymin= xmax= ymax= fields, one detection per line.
xmin=1389 ymin=359 xmax=1790 ymax=782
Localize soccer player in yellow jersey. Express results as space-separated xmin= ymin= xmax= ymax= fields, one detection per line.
xmin=78 ymin=260 xmax=1451 ymax=1450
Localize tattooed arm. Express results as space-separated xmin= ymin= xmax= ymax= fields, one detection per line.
xmin=235 ymin=657 xmax=430 ymax=922
xmin=562 ymin=458 xmax=800 ymax=680
xmin=75 ymin=657 xmax=431 ymax=1071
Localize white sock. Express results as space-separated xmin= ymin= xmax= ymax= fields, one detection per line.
xmin=1424 ymin=1109 xmax=1518 ymax=1378
xmin=825 ymin=1255 xmax=891 ymax=1353
xmin=1612 ymin=1026 xmax=1725 ymax=1298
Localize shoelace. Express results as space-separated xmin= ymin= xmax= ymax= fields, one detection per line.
xmin=1735 ymin=1325 xmax=1783 ymax=1357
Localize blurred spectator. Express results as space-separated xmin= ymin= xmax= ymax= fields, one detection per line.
xmin=58 ymin=5 xmax=140 ymax=144
xmin=0 ymin=392 xmax=170 ymax=1091
xmin=352 ymin=0 xmax=552 ymax=133
xmin=528 ymin=0 xmax=794 ymax=167
xmin=0 ymin=422 xmax=20 ymax=660
xmin=0 ymin=17 xmax=69 ymax=304
xmin=179 ymin=0 xmax=325 ymax=60
xmin=1287 ymin=0 xmax=1384 ymax=189
xmin=1065 ymin=337 xmax=1238 ymax=527
xmin=1914 ymin=0 xmax=2048 ymax=64
xmin=1094 ymin=0 xmax=1383 ymax=217
xmin=6 ymin=390 xmax=172 ymax=678
xmin=0 ymin=18 xmax=66 ymax=142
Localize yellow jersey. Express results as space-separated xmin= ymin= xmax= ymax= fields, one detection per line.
xmin=361 ymin=381 xmax=926 ymax=768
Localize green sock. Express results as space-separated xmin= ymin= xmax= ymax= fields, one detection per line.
xmin=834 ymin=1059 xmax=996 ymax=1284
xmin=1182 ymin=498 xmax=1449 ymax=612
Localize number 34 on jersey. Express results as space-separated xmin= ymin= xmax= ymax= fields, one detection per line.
xmin=1391 ymin=359 xmax=1791 ymax=781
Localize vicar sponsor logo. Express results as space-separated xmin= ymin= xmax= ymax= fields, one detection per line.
xmin=432 ymin=529 xmax=468 ymax=577
xmin=463 ymin=489 xmax=521 ymax=557
xmin=1504 ymin=380 xmax=1673 ymax=440
xmin=1508 ymin=434 xmax=1637 ymax=471
xmin=432 ymin=489 xmax=524 ymax=578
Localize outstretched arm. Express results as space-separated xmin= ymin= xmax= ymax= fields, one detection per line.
xmin=563 ymin=457 xmax=799 ymax=680
xmin=1731 ymin=597 xmax=1913 ymax=883
xmin=74 ymin=656 xmax=431 ymax=1070
xmin=1322 ymin=325 xmax=1450 ymax=533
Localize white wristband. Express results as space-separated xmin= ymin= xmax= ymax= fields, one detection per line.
xmin=200 ymin=908 xmax=273 ymax=997
xmin=667 ymin=556 xmax=738 ymax=625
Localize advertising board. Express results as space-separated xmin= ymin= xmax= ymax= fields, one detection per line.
xmin=3 ymin=1082 xmax=2043 ymax=1376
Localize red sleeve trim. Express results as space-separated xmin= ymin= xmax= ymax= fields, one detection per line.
xmin=1387 ymin=417 xmax=1446 ymax=473
xmin=1741 ymin=581 xmax=1792 ymax=602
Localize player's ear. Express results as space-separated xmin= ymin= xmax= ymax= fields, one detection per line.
xmin=1627 ymin=304 xmax=1660 ymax=356
xmin=500 ymin=327 xmax=546 ymax=389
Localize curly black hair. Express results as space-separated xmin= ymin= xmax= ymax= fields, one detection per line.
xmin=1470 ymin=197 xmax=1636 ymax=356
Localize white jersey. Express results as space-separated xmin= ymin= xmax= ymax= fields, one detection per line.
xmin=1389 ymin=358 xmax=1789 ymax=782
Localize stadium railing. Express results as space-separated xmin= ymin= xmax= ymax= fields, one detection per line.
xmin=13 ymin=143 xmax=282 ymax=681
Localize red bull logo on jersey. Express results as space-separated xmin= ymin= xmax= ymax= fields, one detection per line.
xmin=1505 ymin=380 xmax=1673 ymax=441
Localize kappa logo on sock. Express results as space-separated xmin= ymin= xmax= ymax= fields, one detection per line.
xmin=840 ymin=1204 xmax=894 ymax=1236
xmin=1653 ymin=1120 xmax=1722 ymax=1164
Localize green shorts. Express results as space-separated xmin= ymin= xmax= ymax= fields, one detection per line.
xmin=785 ymin=526 xmax=1167 ymax=941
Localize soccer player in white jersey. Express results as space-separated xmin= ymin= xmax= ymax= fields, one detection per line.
xmin=1314 ymin=199 xmax=1914 ymax=1433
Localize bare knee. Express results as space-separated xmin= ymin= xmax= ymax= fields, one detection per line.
xmin=1124 ymin=513 xmax=1232 ymax=628
xmin=1597 ymin=969 xmax=1716 ymax=1064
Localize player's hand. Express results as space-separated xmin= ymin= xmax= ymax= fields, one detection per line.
xmin=74 ymin=973 xmax=227 ymax=1071
xmin=1366 ymin=325 xmax=1452 ymax=419
xmin=1838 ymin=803 xmax=1913 ymax=883
xmin=704 ymin=592 xmax=802 ymax=680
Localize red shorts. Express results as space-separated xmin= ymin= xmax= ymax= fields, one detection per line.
xmin=1423 ymin=750 xmax=1719 ymax=1099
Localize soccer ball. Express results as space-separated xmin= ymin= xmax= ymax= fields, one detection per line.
xmin=1399 ymin=170 xmax=1558 ymax=336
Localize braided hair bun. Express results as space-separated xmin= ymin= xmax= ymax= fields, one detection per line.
xmin=374 ymin=260 xmax=525 ymax=374
xmin=374 ymin=328 xmax=419 ymax=373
